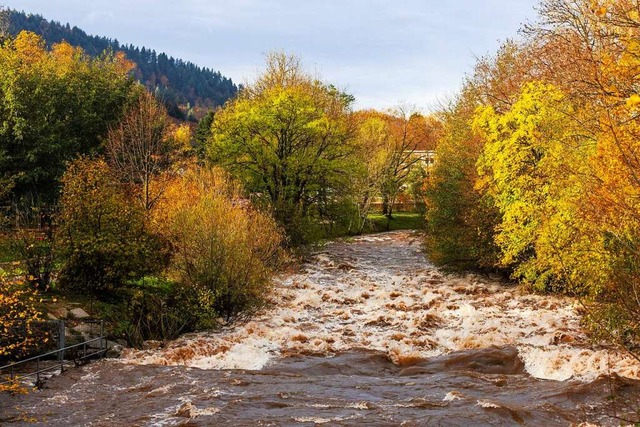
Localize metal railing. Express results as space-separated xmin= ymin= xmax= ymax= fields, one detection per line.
xmin=0 ymin=320 xmax=107 ymax=387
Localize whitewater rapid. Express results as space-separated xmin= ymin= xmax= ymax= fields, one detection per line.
xmin=122 ymin=231 xmax=640 ymax=382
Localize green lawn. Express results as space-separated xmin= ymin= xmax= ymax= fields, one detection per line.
xmin=364 ymin=212 xmax=424 ymax=233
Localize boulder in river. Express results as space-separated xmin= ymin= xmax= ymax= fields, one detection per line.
xmin=106 ymin=342 xmax=124 ymax=358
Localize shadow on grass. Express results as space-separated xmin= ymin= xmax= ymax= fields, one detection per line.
xmin=363 ymin=212 xmax=424 ymax=233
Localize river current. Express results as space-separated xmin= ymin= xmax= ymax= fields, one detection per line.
xmin=2 ymin=231 xmax=639 ymax=425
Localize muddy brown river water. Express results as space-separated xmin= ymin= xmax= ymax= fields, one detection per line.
xmin=2 ymin=231 xmax=640 ymax=426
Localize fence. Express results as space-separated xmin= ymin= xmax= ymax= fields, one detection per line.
xmin=0 ymin=319 xmax=107 ymax=387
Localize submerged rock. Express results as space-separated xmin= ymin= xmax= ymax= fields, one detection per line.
xmin=106 ymin=342 xmax=124 ymax=358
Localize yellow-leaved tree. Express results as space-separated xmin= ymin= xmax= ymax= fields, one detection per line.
xmin=0 ymin=271 xmax=47 ymax=392
xmin=474 ymin=82 xmax=598 ymax=291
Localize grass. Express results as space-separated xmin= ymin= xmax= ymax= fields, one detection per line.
xmin=364 ymin=212 xmax=424 ymax=233
xmin=0 ymin=235 xmax=17 ymax=263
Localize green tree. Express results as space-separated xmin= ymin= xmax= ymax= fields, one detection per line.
xmin=351 ymin=110 xmax=390 ymax=233
xmin=424 ymin=41 xmax=533 ymax=270
xmin=0 ymin=31 xmax=136 ymax=207
xmin=194 ymin=110 xmax=215 ymax=159
xmin=425 ymin=91 xmax=501 ymax=269
xmin=0 ymin=5 xmax=8 ymax=42
xmin=208 ymin=53 xmax=356 ymax=244
xmin=406 ymin=162 xmax=429 ymax=215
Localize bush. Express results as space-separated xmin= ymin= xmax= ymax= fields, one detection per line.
xmin=56 ymin=158 xmax=162 ymax=296
xmin=582 ymin=236 xmax=640 ymax=356
xmin=152 ymin=167 xmax=283 ymax=321
xmin=103 ymin=277 xmax=202 ymax=347
xmin=0 ymin=273 xmax=47 ymax=365
xmin=9 ymin=230 xmax=54 ymax=290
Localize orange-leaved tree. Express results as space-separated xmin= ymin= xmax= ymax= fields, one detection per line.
xmin=106 ymin=91 xmax=184 ymax=213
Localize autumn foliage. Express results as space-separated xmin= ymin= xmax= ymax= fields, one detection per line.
xmin=425 ymin=0 xmax=640 ymax=353
xmin=151 ymin=168 xmax=283 ymax=321
xmin=4 ymin=0 xmax=640 ymax=363
xmin=56 ymin=158 xmax=161 ymax=294
xmin=0 ymin=273 xmax=46 ymax=365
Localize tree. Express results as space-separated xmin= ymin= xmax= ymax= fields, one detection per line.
xmin=351 ymin=110 xmax=391 ymax=233
xmin=0 ymin=5 xmax=8 ymax=42
xmin=0 ymin=31 xmax=136 ymax=207
xmin=425 ymin=91 xmax=501 ymax=269
xmin=56 ymin=157 xmax=160 ymax=295
xmin=380 ymin=107 xmax=433 ymax=219
xmin=424 ymin=39 xmax=536 ymax=270
xmin=474 ymin=82 xmax=593 ymax=290
xmin=350 ymin=109 xmax=439 ymax=231
xmin=194 ymin=110 xmax=215 ymax=159
xmin=106 ymin=91 xmax=177 ymax=212
xmin=514 ymin=0 xmax=640 ymax=354
xmin=8 ymin=10 xmax=239 ymax=113
xmin=0 ymin=274 xmax=46 ymax=367
xmin=208 ymin=53 xmax=356 ymax=244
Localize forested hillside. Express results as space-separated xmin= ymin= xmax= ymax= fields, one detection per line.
xmin=8 ymin=10 xmax=238 ymax=118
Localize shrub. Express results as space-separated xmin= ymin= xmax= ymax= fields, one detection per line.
xmin=152 ymin=167 xmax=283 ymax=321
xmin=56 ymin=157 xmax=162 ymax=296
xmin=0 ymin=273 xmax=47 ymax=365
xmin=9 ymin=230 xmax=54 ymax=290
xmin=102 ymin=277 xmax=201 ymax=347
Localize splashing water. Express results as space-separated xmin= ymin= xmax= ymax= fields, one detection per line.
xmin=122 ymin=231 xmax=639 ymax=382
xmin=3 ymin=231 xmax=640 ymax=426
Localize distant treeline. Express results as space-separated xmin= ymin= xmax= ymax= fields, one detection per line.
xmin=8 ymin=10 xmax=238 ymax=118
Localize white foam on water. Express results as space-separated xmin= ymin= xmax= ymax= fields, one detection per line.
xmin=194 ymin=407 xmax=221 ymax=416
xmin=145 ymin=384 xmax=173 ymax=396
xmin=477 ymin=399 xmax=502 ymax=409
xmin=293 ymin=417 xmax=333 ymax=424
xmin=443 ymin=391 xmax=463 ymax=402
xmin=346 ymin=401 xmax=375 ymax=410
xmin=44 ymin=394 xmax=69 ymax=404
xmin=519 ymin=346 xmax=640 ymax=382
xmin=122 ymin=231 xmax=640 ymax=382
xmin=189 ymin=338 xmax=276 ymax=370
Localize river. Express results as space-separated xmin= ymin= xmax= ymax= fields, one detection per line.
xmin=2 ymin=231 xmax=639 ymax=425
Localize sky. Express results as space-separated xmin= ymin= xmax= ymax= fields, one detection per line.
xmin=3 ymin=0 xmax=539 ymax=111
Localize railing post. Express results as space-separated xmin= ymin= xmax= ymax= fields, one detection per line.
xmin=100 ymin=320 xmax=105 ymax=355
xmin=57 ymin=320 xmax=65 ymax=361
